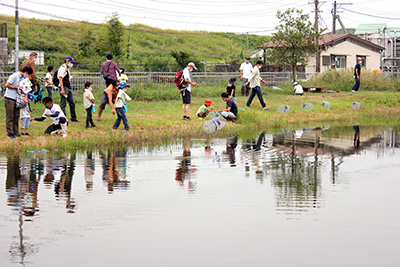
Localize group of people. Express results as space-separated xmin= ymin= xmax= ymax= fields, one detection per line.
xmin=187 ymin=58 xmax=273 ymax=122
xmin=4 ymin=53 xmax=131 ymax=138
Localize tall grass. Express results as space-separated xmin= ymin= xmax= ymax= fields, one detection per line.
xmin=302 ymin=69 xmax=400 ymax=92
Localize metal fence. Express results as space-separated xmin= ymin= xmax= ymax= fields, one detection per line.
xmin=0 ymin=71 xmax=316 ymax=91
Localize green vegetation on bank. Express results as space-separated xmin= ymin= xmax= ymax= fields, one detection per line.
xmin=1 ymin=86 xmax=400 ymax=154
xmin=0 ymin=15 xmax=269 ymax=71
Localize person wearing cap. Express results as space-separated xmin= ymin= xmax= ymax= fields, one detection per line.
xmin=196 ymin=100 xmax=214 ymax=118
xmin=19 ymin=52 xmax=38 ymax=92
xmin=226 ymin=77 xmax=237 ymax=104
xmin=113 ymin=82 xmax=131 ymax=131
xmin=101 ymin=54 xmax=121 ymax=87
xmin=244 ymin=60 xmax=271 ymax=110
xmin=293 ymin=81 xmax=304 ymax=96
xmin=181 ymin=62 xmax=198 ymax=121
xmin=240 ymin=56 xmax=253 ymax=96
xmin=352 ymin=57 xmax=363 ymax=92
xmin=219 ymin=92 xmax=238 ymax=121
xmin=58 ymin=56 xmax=79 ymax=122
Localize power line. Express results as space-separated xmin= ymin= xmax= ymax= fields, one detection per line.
xmin=342 ymin=7 xmax=400 ymax=21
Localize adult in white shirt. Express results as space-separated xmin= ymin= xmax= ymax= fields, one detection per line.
xmin=293 ymin=82 xmax=304 ymax=95
xmin=31 ymin=96 xmax=68 ymax=137
xmin=181 ymin=62 xmax=198 ymax=121
xmin=239 ymin=56 xmax=253 ymax=96
xmin=244 ymin=60 xmax=271 ymax=110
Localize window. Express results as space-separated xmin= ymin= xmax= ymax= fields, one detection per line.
xmin=322 ymin=56 xmax=330 ymax=66
xmin=331 ymin=55 xmax=347 ymax=69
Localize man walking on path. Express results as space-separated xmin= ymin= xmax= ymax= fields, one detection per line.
xmin=101 ymin=54 xmax=121 ymax=87
xmin=244 ymin=60 xmax=271 ymax=110
xmin=240 ymin=56 xmax=252 ymax=96
xmin=352 ymin=57 xmax=362 ymax=92
xmin=4 ymin=66 xmax=33 ymax=138
xmin=182 ymin=62 xmax=198 ymax=121
xmin=19 ymin=52 xmax=38 ymax=92
xmin=58 ymin=56 xmax=79 ymax=122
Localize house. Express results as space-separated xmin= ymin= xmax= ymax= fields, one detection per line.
xmin=261 ymin=33 xmax=384 ymax=73
xmin=307 ymin=33 xmax=384 ymax=73
xmin=354 ymin=23 xmax=400 ymax=71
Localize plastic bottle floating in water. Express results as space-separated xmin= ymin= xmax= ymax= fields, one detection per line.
xmin=321 ymin=101 xmax=331 ymax=110
xmin=276 ymin=105 xmax=291 ymax=113
xmin=352 ymin=102 xmax=361 ymax=109
xmin=203 ymin=116 xmax=227 ymax=134
xmin=301 ymin=103 xmax=313 ymax=111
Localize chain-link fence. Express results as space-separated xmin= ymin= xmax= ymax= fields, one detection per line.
xmin=0 ymin=71 xmax=315 ymax=92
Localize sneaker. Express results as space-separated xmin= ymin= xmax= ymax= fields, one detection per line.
xmin=183 ymin=116 xmax=187 ymax=120
xmin=15 ymin=134 xmax=21 ymax=137
xmin=70 ymin=118 xmax=79 ymax=122
xmin=95 ymin=119 xmax=100 ymax=122
xmin=91 ymin=125 xmax=96 ymax=128
xmin=7 ymin=134 xmax=16 ymax=139
xmin=21 ymin=133 xmax=26 ymax=136
xmin=263 ymin=105 xmax=271 ymax=110
xmin=186 ymin=117 xmax=192 ymax=121
xmin=25 ymin=133 xmax=30 ymax=136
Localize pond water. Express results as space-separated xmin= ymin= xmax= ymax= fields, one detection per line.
xmin=1 ymin=125 xmax=400 ymax=267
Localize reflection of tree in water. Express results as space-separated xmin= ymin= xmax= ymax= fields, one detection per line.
xmin=267 ymin=133 xmax=322 ymax=215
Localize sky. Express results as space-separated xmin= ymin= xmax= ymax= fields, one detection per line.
xmin=0 ymin=0 xmax=399 ymax=35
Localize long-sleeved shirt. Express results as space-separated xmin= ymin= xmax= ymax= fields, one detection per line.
xmin=115 ymin=90 xmax=131 ymax=108
xmin=19 ymin=58 xmax=37 ymax=84
xmin=248 ymin=66 xmax=263 ymax=88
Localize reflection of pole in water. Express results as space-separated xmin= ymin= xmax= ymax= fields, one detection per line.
xmin=175 ymin=136 xmax=196 ymax=193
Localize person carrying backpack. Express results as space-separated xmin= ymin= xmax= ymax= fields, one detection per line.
xmin=181 ymin=62 xmax=198 ymax=121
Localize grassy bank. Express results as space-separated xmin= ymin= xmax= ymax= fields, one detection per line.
xmin=1 ymin=84 xmax=400 ymax=154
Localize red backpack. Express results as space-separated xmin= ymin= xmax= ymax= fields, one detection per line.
xmin=174 ymin=70 xmax=188 ymax=90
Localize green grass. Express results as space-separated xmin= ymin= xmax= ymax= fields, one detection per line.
xmin=1 ymin=83 xmax=400 ymax=154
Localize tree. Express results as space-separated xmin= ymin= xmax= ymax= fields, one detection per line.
xmin=270 ymin=8 xmax=319 ymax=82
xmin=106 ymin=13 xmax=124 ymax=57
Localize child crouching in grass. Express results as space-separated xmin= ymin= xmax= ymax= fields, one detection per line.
xmin=83 ymin=82 xmax=96 ymax=128
xmin=196 ymin=99 xmax=214 ymax=119
xmin=112 ymin=82 xmax=131 ymax=131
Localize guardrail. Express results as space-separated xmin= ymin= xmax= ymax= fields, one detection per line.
xmin=0 ymin=71 xmax=314 ymax=91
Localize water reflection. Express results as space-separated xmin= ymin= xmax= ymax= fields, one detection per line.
xmin=100 ymin=149 xmax=130 ymax=192
xmin=175 ymin=136 xmax=197 ymax=193
xmin=1 ymin=125 xmax=399 ymax=266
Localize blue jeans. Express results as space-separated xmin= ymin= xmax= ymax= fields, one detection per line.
xmin=113 ymin=107 xmax=130 ymax=131
xmin=246 ymin=86 xmax=266 ymax=108
xmin=352 ymin=78 xmax=360 ymax=91
xmin=46 ymin=86 xmax=52 ymax=98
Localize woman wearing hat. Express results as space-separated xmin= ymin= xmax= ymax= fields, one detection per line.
xmin=196 ymin=100 xmax=214 ymax=118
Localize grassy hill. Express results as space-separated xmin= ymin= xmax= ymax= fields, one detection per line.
xmin=0 ymin=15 xmax=270 ymax=71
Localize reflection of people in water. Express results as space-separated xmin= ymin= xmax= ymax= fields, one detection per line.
xmin=241 ymin=132 xmax=265 ymax=178
xmin=224 ymin=136 xmax=237 ymax=167
xmin=100 ymin=150 xmax=129 ymax=192
xmin=54 ymin=152 xmax=76 ymax=213
xmin=175 ymin=136 xmax=196 ymax=192
xmin=353 ymin=125 xmax=360 ymax=154
xmin=84 ymin=152 xmax=95 ymax=191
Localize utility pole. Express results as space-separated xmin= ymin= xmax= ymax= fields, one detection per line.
xmin=332 ymin=0 xmax=337 ymax=34
xmin=129 ymin=25 xmax=132 ymax=61
xmin=314 ymin=0 xmax=321 ymax=73
xmin=246 ymin=32 xmax=249 ymax=56
xmin=15 ymin=0 xmax=19 ymax=71
xmin=332 ymin=1 xmax=352 ymax=34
